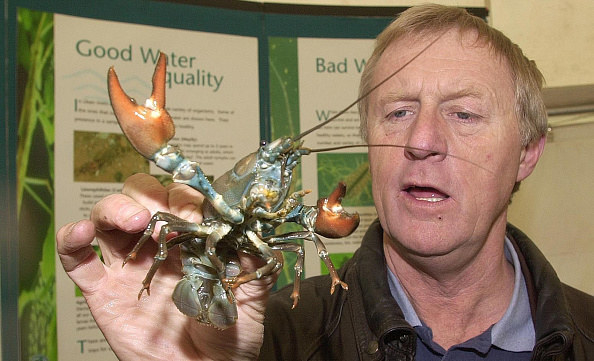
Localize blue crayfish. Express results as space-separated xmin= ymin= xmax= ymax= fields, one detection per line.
xmin=108 ymin=53 xmax=360 ymax=329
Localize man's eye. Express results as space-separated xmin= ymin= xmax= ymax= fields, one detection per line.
xmin=390 ymin=109 xmax=410 ymax=118
xmin=454 ymin=112 xmax=476 ymax=121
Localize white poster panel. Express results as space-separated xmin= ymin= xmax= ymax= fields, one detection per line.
xmin=297 ymin=38 xmax=377 ymax=278
xmin=54 ymin=14 xmax=259 ymax=359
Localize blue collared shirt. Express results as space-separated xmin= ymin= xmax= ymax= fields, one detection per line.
xmin=387 ymin=237 xmax=535 ymax=360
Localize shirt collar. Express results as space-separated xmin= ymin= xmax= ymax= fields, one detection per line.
xmin=386 ymin=236 xmax=535 ymax=352
xmin=491 ymin=237 xmax=535 ymax=351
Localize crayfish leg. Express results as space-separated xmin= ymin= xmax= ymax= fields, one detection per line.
xmin=329 ymin=277 xmax=349 ymax=294
xmin=310 ymin=232 xmax=348 ymax=294
xmin=125 ymin=212 xmax=205 ymax=299
xmin=270 ymin=243 xmax=304 ymax=309
xmin=225 ymin=231 xmax=282 ymax=291
xmin=204 ymin=223 xmax=233 ymax=285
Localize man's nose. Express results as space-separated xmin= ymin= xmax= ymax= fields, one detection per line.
xmin=404 ymin=108 xmax=448 ymax=161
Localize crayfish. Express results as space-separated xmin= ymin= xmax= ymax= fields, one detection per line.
xmin=108 ymin=53 xmax=360 ymax=329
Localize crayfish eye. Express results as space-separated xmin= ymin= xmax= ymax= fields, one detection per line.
xmin=260 ymin=140 xmax=267 ymax=148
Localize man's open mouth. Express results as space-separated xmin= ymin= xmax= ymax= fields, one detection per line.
xmin=405 ymin=186 xmax=450 ymax=202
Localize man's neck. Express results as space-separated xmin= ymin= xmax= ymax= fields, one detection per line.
xmin=383 ymin=231 xmax=515 ymax=350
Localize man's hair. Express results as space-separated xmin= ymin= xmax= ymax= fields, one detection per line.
xmin=358 ymin=4 xmax=548 ymax=147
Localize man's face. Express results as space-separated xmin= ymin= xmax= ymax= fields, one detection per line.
xmin=367 ymin=29 xmax=536 ymax=260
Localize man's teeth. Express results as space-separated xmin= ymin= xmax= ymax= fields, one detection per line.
xmin=415 ymin=194 xmax=445 ymax=202
xmin=406 ymin=186 xmax=448 ymax=202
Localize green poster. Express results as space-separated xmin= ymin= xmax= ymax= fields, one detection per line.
xmin=16 ymin=9 xmax=57 ymax=361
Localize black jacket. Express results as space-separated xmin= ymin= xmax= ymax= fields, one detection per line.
xmin=260 ymin=220 xmax=594 ymax=360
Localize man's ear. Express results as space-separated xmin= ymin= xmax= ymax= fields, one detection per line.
xmin=517 ymin=135 xmax=546 ymax=182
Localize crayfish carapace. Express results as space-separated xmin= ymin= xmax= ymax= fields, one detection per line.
xmin=108 ymin=53 xmax=360 ymax=329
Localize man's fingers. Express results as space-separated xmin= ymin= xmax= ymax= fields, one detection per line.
xmin=92 ymin=193 xmax=152 ymax=233
xmin=166 ymin=182 xmax=204 ymax=224
xmin=90 ymin=174 xmax=168 ymax=264
xmin=122 ymin=173 xmax=170 ymax=216
xmin=88 ymin=192 xmax=152 ymax=265
xmin=57 ymin=220 xmax=96 ymax=271
xmin=56 ymin=220 xmax=106 ymax=289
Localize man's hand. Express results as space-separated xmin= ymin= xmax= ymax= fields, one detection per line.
xmin=57 ymin=173 xmax=274 ymax=360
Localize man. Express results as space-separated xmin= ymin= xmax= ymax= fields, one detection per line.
xmin=57 ymin=4 xmax=594 ymax=360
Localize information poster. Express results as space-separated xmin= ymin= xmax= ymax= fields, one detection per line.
xmin=297 ymin=38 xmax=377 ymax=277
xmin=54 ymin=14 xmax=259 ymax=359
xmin=266 ymin=37 xmax=376 ymax=285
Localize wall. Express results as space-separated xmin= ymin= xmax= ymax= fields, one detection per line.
xmin=489 ymin=0 xmax=594 ymax=88
xmin=487 ymin=0 xmax=594 ymax=295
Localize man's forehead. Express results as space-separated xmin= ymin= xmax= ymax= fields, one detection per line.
xmin=378 ymin=82 xmax=491 ymax=101
xmin=369 ymin=29 xmax=515 ymax=112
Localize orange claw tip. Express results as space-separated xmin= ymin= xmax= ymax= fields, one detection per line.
xmin=314 ymin=182 xmax=360 ymax=239
xmin=327 ymin=181 xmax=347 ymax=204
xmin=107 ymin=54 xmax=175 ymax=158
xmin=151 ymin=52 xmax=168 ymax=107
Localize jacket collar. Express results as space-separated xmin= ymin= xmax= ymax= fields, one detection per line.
xmin=352 ymin=220 xmax=575 ymax=358
xmin=354 ymin=219 xmax=416 ymax=358
xmin=506 ymin=224 xmax=574 ymax=357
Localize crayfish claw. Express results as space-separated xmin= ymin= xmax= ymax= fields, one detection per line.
xmin=108 ymin=52 xmax=175 ymax=158
xmin=221 ymin=284 xmax=235 ymax=304
xmin=330 ymin=280 xmax=349 ymax=295
xmin=290 ymin=293 xmax=300 ymax=309
xmin=221 ymin=277 xmax=239 ymax=303
xmin=138 ymin=286 xmax=150 ymax=300
xmin=314 ymin=182 xmax=360 ymax=238
xmin=122 ymin=252 xmax=137 ymax=267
